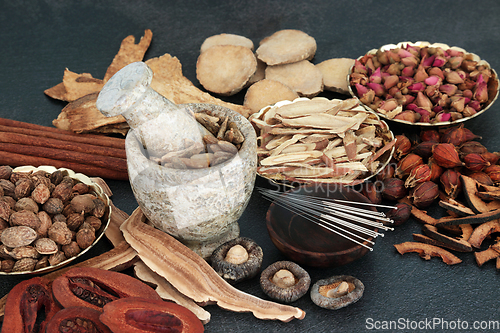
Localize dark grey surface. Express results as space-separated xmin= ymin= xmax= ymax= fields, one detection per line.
xmin=1 ymin=1 xmax=500 ymax=332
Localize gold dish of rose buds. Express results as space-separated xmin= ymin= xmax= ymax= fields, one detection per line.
xmin=0 ymin=165 xmax=111 ymax=276
xmin=250 ymin=97 xmax=395 ymax=185
xmin=348 ymin=41 xmax=500 ymax=126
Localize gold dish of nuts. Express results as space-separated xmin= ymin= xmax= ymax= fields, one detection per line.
xmin=348 ymin=41 xmax=499 ymax=126
xmin=251 ymin=97 xmax=395 ymax=185
xmin=0 ymin=165 xmax=111 ymax=275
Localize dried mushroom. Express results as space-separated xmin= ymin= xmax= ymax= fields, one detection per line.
xmin=310 ymin=275 xmax=364 ymax=310
xmin=260 ymin=261 xmax=310 ymax=303
xmin=211 ymin=237 xmax=263 ymax=284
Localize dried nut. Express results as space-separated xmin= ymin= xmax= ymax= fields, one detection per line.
xmin=405 ymin=164 xmax=431 ymax=188
xmin=6 ymin=246 xmax=40 ymax=260
xmin=217 ymin=140 xmax=239 ymax=154
xmin=72 ymin=182 xmax=90 ymax=194
xmin=34 ymin=256 xmax=49 ymax=270
xmin=42 ymin=197 xmax=64 ymax=215
xmin=0 ymin=165 xmax=13 ymax=180
xmin=9 ymin=210 xmax=41 ymax=230
xmin=34 ymin=238 xmax=59 ymax=255
xmin=0 ymin=200 xmax=11 ymax=221
xmin=11 ymin=257 xmax=37 ymax=272
xmin=382 ymin=178 xmax=407 ymax=201
xmin=394 ymin=134 xmax=412 ymax=159
xmin=92 ymin=198 xmax=107 ymax=218
xmin=37 ymin=211 xmax=52 ymax=238
xmin=440 ymin=169 xmax=462 ymax=198
xmin=0 ymin=179 xmax=15 ymax=197
xmin=1 ymin=226 xmax=37 ymax=248
xmin=76 ymin=227 xmax=96 ymax=249
xmin=464 ymin=153 xmax=490 ymax=172
xmin=85 ymin=216 xmax=102 ymax=231
xmin=260 ymin=261 xmax=311 ymax=303
xmin=14 ymin=197 xmax=39 ymax=213
xmin=66 ymin=212 xmax=85 ymax=231
xmin=396 ymin=153 xmax=423 ymax=177
xmin=310 ymin=275 xmax=364 ymax=310
xmin=70 ymin=194 xmax=96 ymax=214
xmin=48 ymin=251 xmax=67 ymax=266
xmin=1 ymin=196 xmax=15 ymax=210
xmin=14 ymin=178 xmax=34 ymax=199
xmin=62 ymin=241 xmax=81 ymax=258
xmin=386 ymin=202 xmax=412 ymax=226
xmin=48 ymin=221 xmax=73 ymax=246
xmin=432 ymin=143 xmax=464 ymax=168
xmin=51 ymin=181 xmax=73 ymax=202
xmin=1 ymin=259 xmax=15 ymax=272
xmin=410 ymin=181 xmax=439 ymax=208
xmin=31 ymin=183 xmax=51 ymax=204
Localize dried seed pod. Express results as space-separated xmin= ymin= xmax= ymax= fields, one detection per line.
xmin=459 ymin=141 xmax=488 ymax=155
xmin=432 ymin=143 xmax=464 ymax=168
xmin=481 ymin=152 xmax=500 ymax=165
xmin=72 ymin=182 xmax=90 ymax=194
xmin=0 ymin=179 xmax=15 ymax=197
xmin=62 ymin=241 xmax=81 ymax=258
xmin=48 ymin=221 xmax=73 ymax=246
xmin=76 ymin=227 xmax=96 ymax=249
xmin=405 ymin=164 xmax=431 ymax=188
xmin=92 ymin=198 xmax=107 ymax=218
xmin=386 ymin=202 xmax=412 ymax=226
xmin=410 ymin=181 xmax=439 ymax=208
xmin=14 ymin=178 xmax=34 ymax=199
xmin=34 ymin=256 xmax=50 ymax=270
xmin=45 ymin=307 xmax=112 ymax=333
xmin=31 ymin=183 xmax=51 ymax=204
xmin=85 ymin=215 xmax=102 ymax=231
xmin=412 ymin=141 xmax=436 ymax=160
xmin=467 ymin=172 xmax=494 ymax=186
xmin=396 ymin=153 xmax=424 ymax=178
xmin=428 ymin=158 xmax=444 ymax=182
xmin=0 ymin=200 xmax=12 ymax=222
xmin=463 ymin=153 xmax=490 ymax=172
xmin=34 ymin=238 xmax=59 ymax=255
xmin=382 ymin=178 xmax=407 ymax=201
xmin=362 ymin=181 xmax=382 ymax=204
xmin=440 ymin=169 xmax=462 ymax=198
xmin=420 ymin=129 xmax=440 ymax=143
xmin=0 ymin=166 xmax=13 ymax=180
xmin=51 ymin=181 xmax=73 ymax=202
xmin=1 ymin=226 xmax=37 ymax=248
xmin=11 ymin=257 xmax=37 ymax=272
xmin=48 ymin=251 xmax=67 ymax=266
xmin=6 ymin=245 xmax=40 ymax=260
xmin=70 ymin=194 xmax=96 ymax=214
xmin=484 ymin=165 xmax=500 ymax=183
xmin=66 ymin=212 xmax=85 ymax=231
xmin=1 ymin=259 xmax=15 ymax=272
xmin=394 ymin=134 xmax=412 ymax=159
xmin=376 ymin=163 xmax=395 ymax=181
xmin=440 ymin=125 xmax=468 ymax=146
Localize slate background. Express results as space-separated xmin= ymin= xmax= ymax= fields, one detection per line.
xmin=1 ymin=1 xmax=500 ymax=332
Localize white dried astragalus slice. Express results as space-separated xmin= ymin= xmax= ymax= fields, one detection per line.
xmin=256 ymin=29 xmax=317 ymax=66
xmin=316 ymin=58 xmax=355 ymax=95
xmin=244 ymin=79 xmax=298 ymax=115
xmin=196 ymin=45 xmax=257 ymax=96
xmin=200 ymin=33 xmax=254 ymax=53
xmin=265 ymin=60 xmax=323 ymax=98
xmin=246 ymin=59 xmax=267 ymax=86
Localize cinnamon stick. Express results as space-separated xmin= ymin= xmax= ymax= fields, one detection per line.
xmin=0 ymin=131 xmax=126 ymax=159
xmin=0 ymin=150 xmax=128 ymax=180
xmin=0 ymin=119 xmax=125 ymax=150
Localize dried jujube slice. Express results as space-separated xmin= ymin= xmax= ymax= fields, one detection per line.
xmin=1 ymin=277 xmax=60 ymax=333
xmin=100 ymin=297 xmax=204 ymax=333
xmin=52 ymin=267 xmax=162 ymax=312
xmin=44 ymin=306 xmax=112 ymax=333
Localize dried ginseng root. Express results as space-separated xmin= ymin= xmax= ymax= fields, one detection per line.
xmin=255 ymin=29 xmax=317 ymax=66
xmin=196 ymin=44 xmax=257 ymax=96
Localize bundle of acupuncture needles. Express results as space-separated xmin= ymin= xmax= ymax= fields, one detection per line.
xmin=258 ymin=187 xmax=395 ymax=251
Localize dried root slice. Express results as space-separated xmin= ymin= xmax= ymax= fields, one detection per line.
xmin=412 ymin=233 xmax=466 ymax=253
xmin=467 ymin=219 xmax=500 ymax=248
xmin=438 ymin=199 xmax=475 ymax=216
xmin=256 ymin=29 xmax=317 ymax=66
xmin=394 ymin=242 xmax=462 ymax=265
xmin=121 ymin=208 xmax=305 ymax=322
xmin=316 ymin=58 xmax=355 ymax=95
xmin=461 ymin=175 xmax=500 ymax=213
xmin=265 ymin=60 xmax=323 ymax=97
xmin=134 ymin=261 xmax=211 ymax=324
xmin=421 ymin=224 xmax=472 ymax=252
xmin=475 ymin=246 xmax=500 ymax=267
xmin=200 ymin=33 xmax=254 ymax=53
xmin=435 ymin=208 xmax=500 ymax=227
xmin=196 ymin=45 xmax=257 ymax=96
xmin=244 ymin=79 xmax=298 ymax=115
xmin=247 ymin=59 xmax=267 ymax=86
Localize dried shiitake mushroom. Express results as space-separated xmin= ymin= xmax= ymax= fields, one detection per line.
xmin=260 ymin=261 xmax=310 ymax=303
xmin=310 ymin=275 xmax=364 ymax=310
xmin=211 ymin=237 xmax=263 ymax=284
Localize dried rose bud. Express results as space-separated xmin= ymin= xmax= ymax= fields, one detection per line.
xmin=386 ymin=202 xmax=412 ymax=226
xmin=428 ymin=158 xmax=444 ymax=182
xmin=432 ymin=143 xmax=464 ymax=168
xmin=394 ymin=110 xmax=417 ymax=123
xmin=412 ymin=141 xmax=436 ymax=160
xmin=382 ymin=178 xmax=408 ymax=201
xmin=396 ymin=153 xmax=423 ymax=178
xmin=440 ymin=169 xmax=462 ymax=198
xmin=463 ymin=153 xmax=490 ymax=172
xmin=394 ymin=135 xmax=412 ymax=159
xmin=405 ymin=164 xmax=432 ymax=188
xmin=420 ymin=129 xmax=440 ymax=143
xmin=410 ymin=181 xmax=439 ymax=208
xmin=484 ymin=165 xmax=500 ymax=184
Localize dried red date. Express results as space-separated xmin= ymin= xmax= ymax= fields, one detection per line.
xmin=52 ymin=267 xmax=162 ymax=312
xmin=100 ymin=297 xmax=204 ymax=333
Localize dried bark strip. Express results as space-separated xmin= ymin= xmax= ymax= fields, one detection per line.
xmin=121 ymin=207 xmax=305 ymax=322
xmin=421 ymin=224 xmax=473 ymax=252
xmin=468 ymin=219 xmax=500 ymax=248
xmin=394 ymin=241 xmax=462 ymax=265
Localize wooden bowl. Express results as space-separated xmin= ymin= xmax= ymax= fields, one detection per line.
xmin=265 ymin=184 xmax=377 ymax=268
